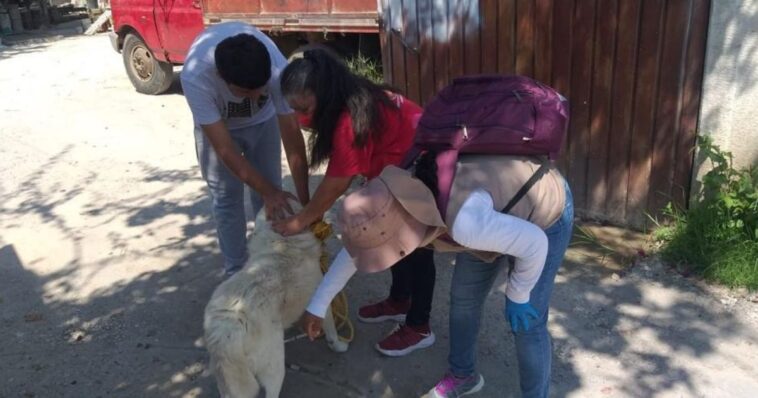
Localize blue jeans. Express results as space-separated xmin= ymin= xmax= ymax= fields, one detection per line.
xmin=448 ymin=182 xmax=574 ymax=398
xmin=194 ymin=117 xmax=282 ymax=273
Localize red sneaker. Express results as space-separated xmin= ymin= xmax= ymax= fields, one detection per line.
xmin=357 ymin=298 xmax=410 ymax=323
xmin=375 ymin=323 xmax=435 ymax=357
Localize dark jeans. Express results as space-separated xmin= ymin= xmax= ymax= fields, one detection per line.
xmin=448 ymin=181 xmax=574 ymax=398
xmin=388 ymin=247 xmax=436 ymax=326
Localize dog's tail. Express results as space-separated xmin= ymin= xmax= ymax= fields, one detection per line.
xmin=204 ymin=305 xmax=261 ymax=398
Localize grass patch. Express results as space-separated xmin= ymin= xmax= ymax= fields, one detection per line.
xmin=653 ymin=136 xmax=758 ymax=290
xmin=346 ymin=53 xmax=383 ymax=85
xmin=571 ymin=224 xmax=617 ymax=264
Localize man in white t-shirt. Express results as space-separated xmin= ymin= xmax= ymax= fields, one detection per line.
xmin=181 ymin=22 xmax=309 ymax=275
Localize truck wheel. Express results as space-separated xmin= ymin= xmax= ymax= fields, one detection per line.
xmin=122 ymin=33 xmax=174 ymax=95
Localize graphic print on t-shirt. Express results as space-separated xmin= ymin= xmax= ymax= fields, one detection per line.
xmin=226 ymin=98 xmax=252 ymax=118
xmin=225 ymin=93 xmax=270 ymax=119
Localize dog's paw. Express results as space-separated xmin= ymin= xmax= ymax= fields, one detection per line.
xmin=328 ymin=338 xmax=349 ymax=353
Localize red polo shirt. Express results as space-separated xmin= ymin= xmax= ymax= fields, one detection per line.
xmin=324 ymin=93 xmax=422 ymax=179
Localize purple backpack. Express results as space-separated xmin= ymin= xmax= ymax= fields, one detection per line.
xmin=402 ymin=75 xmax=569 ymax=219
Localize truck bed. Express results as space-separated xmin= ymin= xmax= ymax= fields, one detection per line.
xmin=203 ymin=0 xmax=379 ymax=33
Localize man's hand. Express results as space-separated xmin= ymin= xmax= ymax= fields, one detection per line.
xmin=301 ymin=311 xmax=323 ymax=341
xmin=261 ymin=189 xmax=298 ymax=221
xmin=201 ymin=121 xmax=291 ymax=211
xmin=272 ymin=175 xmax=352 ymax=235
xmin=272 ymin=214 xmax=309 ymax=236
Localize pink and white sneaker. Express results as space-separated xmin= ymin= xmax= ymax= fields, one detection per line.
xmin=425 ymin=372 xmax=484 ymax=398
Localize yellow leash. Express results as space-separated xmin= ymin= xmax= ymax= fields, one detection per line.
xmin=310 ymin=221 xmax=355 ymax=343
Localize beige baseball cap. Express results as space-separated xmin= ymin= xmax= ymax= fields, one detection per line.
xmin=337 ymin=166 xmax=447 ymax=273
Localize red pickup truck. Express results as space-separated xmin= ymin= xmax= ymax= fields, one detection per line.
xmin=109 ymin=0 xmax=379 ymax=94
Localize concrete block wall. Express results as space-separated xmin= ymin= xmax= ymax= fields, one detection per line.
xmin=696 ymin=0 xmax=758 ymax=186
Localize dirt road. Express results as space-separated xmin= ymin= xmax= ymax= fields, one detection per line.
xmin=1 ymin=33 xmax=757 ymax=398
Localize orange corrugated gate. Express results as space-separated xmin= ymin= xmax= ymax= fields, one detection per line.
xmin=380 ymin=0 xmax=711 ymax=228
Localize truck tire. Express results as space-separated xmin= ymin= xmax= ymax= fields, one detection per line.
xmin=122 ymin=33 xmax=174 ymax=95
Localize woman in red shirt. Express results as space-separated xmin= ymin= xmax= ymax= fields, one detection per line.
xmin=272 ymin=49 xmax=436 ymax=356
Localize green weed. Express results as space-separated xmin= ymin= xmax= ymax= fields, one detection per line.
xmin=654 ymin=136 xmax=758 ymax=289
xmin=346 ymin=53 xmax=384 ymax=85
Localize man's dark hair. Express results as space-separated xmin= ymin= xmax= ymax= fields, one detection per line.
xmin=214 ymin=33 xmax=271 ymax=89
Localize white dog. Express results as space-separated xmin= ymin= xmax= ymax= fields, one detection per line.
xmin=204 ymin=205 xmax=349 ymax=398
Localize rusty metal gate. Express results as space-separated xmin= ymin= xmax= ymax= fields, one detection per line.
xmin=380 ymin=0 xmax=711 ymax=228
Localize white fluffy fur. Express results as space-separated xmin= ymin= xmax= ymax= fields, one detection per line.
xmin=204 ymin=205 xmax=349 ymax=398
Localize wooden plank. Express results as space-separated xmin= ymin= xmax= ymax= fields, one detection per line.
xmin=379 ymin=0 xmax=393 ymax=84
xmin=377 ymin=0 xmax=709 ymax=229
xmin=534 ymin=0 xmax=553 ymax=83
xmin=647 ymin=0 xmax=691 ymax=215
xmin=261 ymin=0 xmax=327 ymax=13
xmin=331 ymin=0 xmax=377 ymax=13
xmin=417 ymin=0 xmax=436 ymax=104
xmin=205 ymin=0 xmax=260 ymax=14
xmin=551 ymin=0 xmax=573 ymax=172
xmin=260 ymin=0 xmax=304 ymax=14
xmin=463 ymin=0 xmax=481 ymax=74
xmin=432 ymin=0 xmax=449 ymax=92
xmin=390 ymin=0 xmax=407 ymax=94
xmin=448 ymin=0 xmax=465 ymax=79
xmin=626 ymin=0 xmax=665 ymax=226
xmin=551 ymin=0 xmax=573 ymax=94
xmin=84 ymin=10 xmax=111 ymax=35
xmin=566 ymin=0 xmax=596 ymax=213
xmin=497 ymin=0 xmax=516 ymax=75
xmin=673 ymin=0 xmax=710 ymax=207
xmin=515 ymin=0 xmax=535 ymax=77
xmin=480 ymin=0 xmax=499 ymax=74
xmin=606 ymin=0 xmax=641 ymax=223
xmin=403 ymin=0 xmax=421 ymax=103
xmin=585 ymin=0 xmax=617 ymax=219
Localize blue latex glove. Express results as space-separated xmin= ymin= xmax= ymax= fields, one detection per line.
xmin=505 ymin=297 xmax=539 ymax=333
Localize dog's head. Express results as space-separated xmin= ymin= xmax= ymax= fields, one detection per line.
xmin=250 ymin=199 xmax=320 ymax=250
xmin=251 ymin=197 xmax=303 ymax=232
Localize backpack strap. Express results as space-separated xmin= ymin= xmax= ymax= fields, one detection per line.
xmin=435 ymin=150 xmax=460 ymax=220
xmin=400 ymin=145 xmax=423 ymax=169
xmin=501 ymin=158 xmax=551 ymax=214
xmin=400 ymin=112 xmax=425 ymax=169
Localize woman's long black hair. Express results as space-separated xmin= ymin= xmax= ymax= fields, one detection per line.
xmin=413 ymin=150 xmax=439 ymax=197
xmin=280 ymin=49 xmax=397 ymax=169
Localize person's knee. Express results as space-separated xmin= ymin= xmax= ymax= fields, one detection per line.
xmin=450 ymin=288 xmax=485 ymax=312
xmin=213 ymin=194 xmax=243 ymax=210
xmin=450 ymin=275 xmax=492 ymax=310
xmin=208 ymin=179 xmax=243 ymax=203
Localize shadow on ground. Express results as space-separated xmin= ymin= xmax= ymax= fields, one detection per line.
xmin=0 ymin=146 xmax=753 ymax=397
xmin=161 ymin=73 xmax=185 ymax=97
xmin=0 ymin=43 xmax=52 ymax=60
xmin=0 ymin=147 xmax=220 ymax=397
xmin=0 ymin=23 xmax=86 ymax=61
xmin=549 ymin=242 xmax=745 ymax=397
